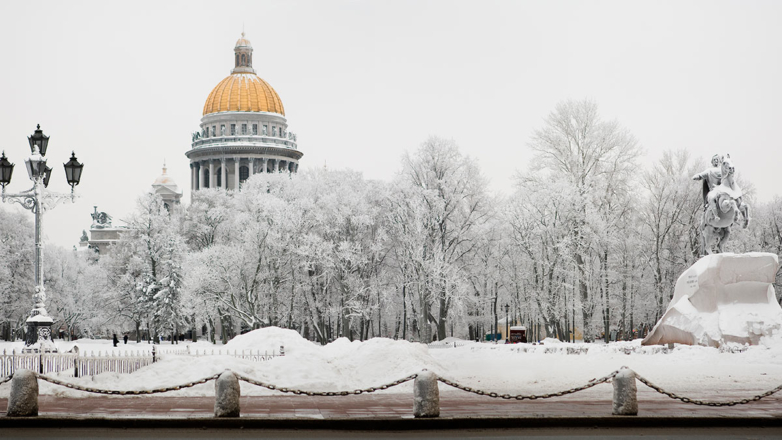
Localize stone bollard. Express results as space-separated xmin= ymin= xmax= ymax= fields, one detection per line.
xmin=214 ymin=370 xmax=241 ymax=417
xmin=6 ymin=370 xmax=39 ymax=417
xmin=413 ymin=370 xmax=440 ymax=418
xmin=612 ymin=368 xmax=638 ymax=415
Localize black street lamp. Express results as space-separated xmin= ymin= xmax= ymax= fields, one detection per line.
xmin=28 ymin=124 xmax=50 ymax=157
xmin=63 ymin=152 xmax=84 ymax=189
xmin=1 ymin=125 xmax=85 ymax=354
xmin=504 ymin=303 xmax=510 ymax=343
xmin=0 ymin=152 xmax=13 ymax=188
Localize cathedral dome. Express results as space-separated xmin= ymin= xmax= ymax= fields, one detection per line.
xmin=235 ymin=36 xmax=252 ymax=48
xmin=152 ymin=163 xmax=182 ymax=206
xmin=202 ymin=74 xmax=285 ymax=116
xmin=202 ymin=33 xmax=285 ymax=116
xmin=187 ymin=33 xmax=302 ymax=195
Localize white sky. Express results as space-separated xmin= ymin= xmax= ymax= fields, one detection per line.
xmin=0 ymin=0 xmax=780 ymax=249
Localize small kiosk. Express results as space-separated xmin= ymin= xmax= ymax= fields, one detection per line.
xmin=509 ymin=326 xmax=527 ymax=343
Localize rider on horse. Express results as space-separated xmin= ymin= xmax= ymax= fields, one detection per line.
xmin=692 ymin=154 xmax=722 ymax=209
xmin=692 ymin=154 xmax=750 ymax=255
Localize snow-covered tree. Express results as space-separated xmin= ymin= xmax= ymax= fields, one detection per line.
xmin=528 ymin=98 xmax=640 ymax=341
xmin=0 ymin=208 xmax=33 ymax=340
xmin=45 ymin=246 xmax=111 ymax=339
xmin=397 ymin=136 xmax=489 ymax=341
xmin=126 ymin=193 xmax=187 ymax=341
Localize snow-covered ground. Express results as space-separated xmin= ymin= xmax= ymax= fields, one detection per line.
xmin=2 ymin=327 xmax=782 ymax=400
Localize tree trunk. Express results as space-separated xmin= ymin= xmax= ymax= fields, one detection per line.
xmin=401 ymin=284 xmax=407 ymax=340
xmin=420 ymin=285 xmax=431 ymax=343
xmin=191 ymin=315 xmax=197 ymax=342
xmin=602 ymin=250 xmax=610 ymax=343
xmin=437 ymin=294 xmax=448 ymax=340
xmin=575 ymin=253 xmax=592 ymax=342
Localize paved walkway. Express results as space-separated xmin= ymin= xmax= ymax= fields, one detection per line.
xmin=2 ymin=392 xmax=781 ymax=419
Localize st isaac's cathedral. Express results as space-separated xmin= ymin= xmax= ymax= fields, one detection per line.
xmin=83 ymin=33 xmax=301 ymax=251
xmin=185 ymin=33 xmax=303 ymax=192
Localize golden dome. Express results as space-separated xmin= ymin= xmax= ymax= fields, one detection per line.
xmin=202 ymin=73 xmax=285 ymax=116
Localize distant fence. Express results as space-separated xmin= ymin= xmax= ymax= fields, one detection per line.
xmin=427 ymin=341 xmax=473 ymax=349
xmin=0 ymin=345 xmax=284 ymax=378
xmin=427 ymin=342 xmax=679 ymax=355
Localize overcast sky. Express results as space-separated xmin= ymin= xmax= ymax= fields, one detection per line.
xmin=1 ymin=0 xmax=780 ymax=249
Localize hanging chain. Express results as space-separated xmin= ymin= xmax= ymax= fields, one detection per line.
xmin=234 ymin=372 xmax=419 ymax=396
xmin=21 ymin=369 xmax=782 ymax=406
xmin=35 ymin=372 xmax=221 ymax=395
xmin=635 ymin=374 xmax=782 ymax=407
xmin=436 ymin=369 xmax=622 ymax=400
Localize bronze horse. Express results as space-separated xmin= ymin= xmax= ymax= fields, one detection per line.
xmin=700 ymin=156 xmax=750 ymax=255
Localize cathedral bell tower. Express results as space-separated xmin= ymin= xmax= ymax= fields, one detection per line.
xmin=233 ymin=33 xmax=255 ymax=74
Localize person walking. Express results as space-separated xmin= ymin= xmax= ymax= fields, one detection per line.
xmin=112 ymin=333 xmax=119 ymax=347
xmin=123 ymin=334 xmax=128 ymax=345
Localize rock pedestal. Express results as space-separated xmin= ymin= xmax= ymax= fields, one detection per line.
xmin=643 ymin=252 xmax=782 ymax=347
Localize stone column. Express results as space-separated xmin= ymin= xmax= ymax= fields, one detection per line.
xmin=249 ymin=158 xmax=256 ymax=175
xmin=6 ymin=370 xmax=38 ymax=417
xmin=275 ymin=159 xmax=280 ymax=173
xmin=234 ymin=157 xmax=240 ymax=190
xmin=209 ymin=160 xmax=215 ymax=189
xmin=413 ymin=370 xmax=440 ymax=418
xmin=195 ymin=163 xmax=200 ymax=190
xmin=612 ymin=369 xmax=638 ymax=415
xmin=262 ymin=158 xmax=268 ymax=174
xmin=190 ymin=164 xmax=194 ymax=191
xmin=214 ymin=371 xmax=240 ymax=417
xmin=220 ymin=159 xmax=227 ymax=189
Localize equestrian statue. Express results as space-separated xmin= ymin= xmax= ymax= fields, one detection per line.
xmin=692 ymin=154 xmax=750 ymax=255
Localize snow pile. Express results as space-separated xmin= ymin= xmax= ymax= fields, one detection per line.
xmin=643 ymin=252 xmax=782 ymax=347
xmin=540 ymin=338 xmax=563 ymax=345
xmin=224 ymin=326 xmax=316 ymax=355
xmin=0 ymin=327 xmax=445 ymax=398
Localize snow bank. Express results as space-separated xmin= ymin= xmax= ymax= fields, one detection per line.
xmin=643 ymin=252 xmax=782 ymax=347
xmin=0 ymin=327 xmax=446 ymax=398
xmin=431 ymin=339 xmax=782 ymax=398
xmin=4 ymin=326 xmax=782 ymax=401
xmin=224 ymin=326 xmax=315 ymax=355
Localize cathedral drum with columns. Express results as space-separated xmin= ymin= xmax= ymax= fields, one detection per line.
xmin=186 ymin=33 xmax=302 ymax=192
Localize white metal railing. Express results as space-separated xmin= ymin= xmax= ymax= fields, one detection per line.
xmin=427 ymin=341 xmax=473 ymax=349
xmin=1 ymin=350 xmax=75 ymax=377
xmin=191 ymin=135 xmax=297 ymax=150
xmin=188 ymin=347 xmax=284 ymax=361
xmin=75 ymin=350 xmax=152 ymax=377
xmin=0 ymin=345 xmax=285 ymax=378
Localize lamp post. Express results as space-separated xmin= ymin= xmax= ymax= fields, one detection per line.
xmin=504 ymin=303 xmax=510 ymax=343
xmin=0 ymin=125 xmax=84 ymax=353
